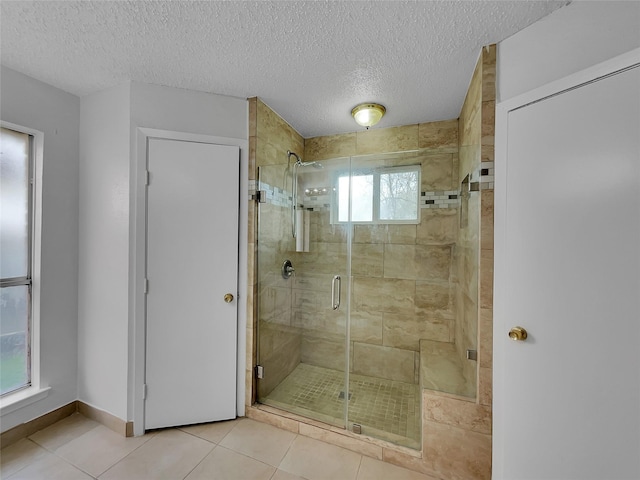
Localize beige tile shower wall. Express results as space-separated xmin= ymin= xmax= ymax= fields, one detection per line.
xmin=248 ymin=98 xmax=306 ymax=402
xmin=304 ymin=120 xmax=458 ymax=162
xmin=256 ymin=99 xmax=304 ymax=167
xmin=302 ymin=121 xmax=459 ymax=386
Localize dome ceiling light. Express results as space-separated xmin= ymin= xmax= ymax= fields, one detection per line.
xmin=351 ymin=103 xmax=386 ymax=129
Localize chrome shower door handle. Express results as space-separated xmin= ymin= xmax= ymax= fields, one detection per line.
xmin=331 ymin=275 xmax=341 ymax=310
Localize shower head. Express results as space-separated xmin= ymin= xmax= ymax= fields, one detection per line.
xmin=287 ymin=150 xmax=323 ymax=169
xmin=299 ymin=160 xmax=323 ymax=169
xmin=287 ymin=150 xmax=301 ymax=164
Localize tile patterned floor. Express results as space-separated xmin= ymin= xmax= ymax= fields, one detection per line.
xmin=260 ymin=364 xmax=421 ymax=449
xmin=0 ymin=413 xmax=437 ymax=480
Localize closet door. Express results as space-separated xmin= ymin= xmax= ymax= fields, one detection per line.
xmin=145 ymin=138 xmax=239 ymax=429
xmin=494 ymin=58 xmax=640 ymax=478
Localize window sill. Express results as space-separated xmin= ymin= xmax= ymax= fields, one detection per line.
xmin=0 ymin=386 xmax=51 ymax=417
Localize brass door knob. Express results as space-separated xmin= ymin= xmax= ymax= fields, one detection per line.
xmin=224 ymin=293 xmax=234 ymax=303
xmin=509 ymin=326 xmax=528 ymax=341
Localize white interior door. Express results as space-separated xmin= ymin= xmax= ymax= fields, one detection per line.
xmin=145 ymin=138 xmax=240 ymax=430
xmin=494 ymin=60 xmax=640 ymax=478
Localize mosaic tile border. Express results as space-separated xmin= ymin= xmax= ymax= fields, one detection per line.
xmin=421 ymin=190 xmax=459 ymax=209
xmin=248 ymin=180 xmax=292 ymax=208
xmin=479 ymin=161 xmax=494 ymax=190
xmin=461 ymin=161 xmax=495 ymax=194
xmin=249 ymin=181 xmax=468 ymax=211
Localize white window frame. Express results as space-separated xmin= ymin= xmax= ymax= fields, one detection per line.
xmin=331 ymin=164 xmax=421 ymax=225
xmin=0 ymin=121 xmax=47 ymax=414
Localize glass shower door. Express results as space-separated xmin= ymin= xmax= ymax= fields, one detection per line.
xmin=345 ymin=152 xmax=423 ymax=449
xmin=257 ymin=156 xmax=351 ymax=429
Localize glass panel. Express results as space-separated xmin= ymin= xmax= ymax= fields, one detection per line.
xmin=256 ymin=164 xmax=297 ymax=403
xmin=0 ymin=128 xmax=30 ymax=279
xmin=0 ymin=285 xmax=30 ymax=395
xmin=447 ymin=145 xmax=479 ymax=398
xmin=256 ymin=156 xmax=351 ymax=429
xmin=346 ymin=152 xmax=423 ymax=449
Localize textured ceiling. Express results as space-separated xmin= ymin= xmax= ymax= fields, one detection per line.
xmin=1 ymin=1 xmax=567 ymax=138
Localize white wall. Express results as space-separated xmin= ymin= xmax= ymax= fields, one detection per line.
xmin=0 ymin=66 xmax=80 ymax=431
xmin=498 ymin=0 xmax=640 ymax=102
xmin=130 ymin=83 xmax=247 ymax=138
xmin=78 ymin=84 xmax=131 ymax=420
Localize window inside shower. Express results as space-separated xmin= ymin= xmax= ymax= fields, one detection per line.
xmin=334 ymin=165 xmax=420 ymax=224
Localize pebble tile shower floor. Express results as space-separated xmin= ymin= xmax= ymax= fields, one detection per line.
xmin=261 ymin=363 xmax=421 ymax=449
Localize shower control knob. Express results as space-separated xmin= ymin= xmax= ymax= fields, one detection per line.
xmin=224 ymin=293 xmax=234 ymax=303
xmin=508 ymin=326 xmax=528 ymax=341
xmin=282 ymin=259 xmax=295 ymax=279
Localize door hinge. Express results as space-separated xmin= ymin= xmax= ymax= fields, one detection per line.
xmin=145 ymin=170 xmax=150 ymax=186
xmin=256 ymin=365 xmax=264 ymax=379
xmin=251 ymin=190 xmax=267 ymax=203
xmin=144 ymin=279 xmax=149 ymax=294
xmin=142 ymin=384 xmax=148 ymax=399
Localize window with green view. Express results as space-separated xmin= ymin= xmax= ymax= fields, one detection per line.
xmin=1 ymin=127 xmax=33 ymax=396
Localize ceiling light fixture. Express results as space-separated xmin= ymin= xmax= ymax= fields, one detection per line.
xmin=351 ymin=103 xmax=386 ymax=129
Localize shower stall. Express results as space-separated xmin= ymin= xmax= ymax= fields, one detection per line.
xmin=255 ymin=148 xmax=478 ymax=449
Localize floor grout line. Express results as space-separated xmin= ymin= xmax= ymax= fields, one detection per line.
xmin=354 ymin=454 xmax=364 ymax=480
xmin=178 ymin=443 xmax=218 ymax=480
xmin=4 ymin=412 xmax=429 ymax=480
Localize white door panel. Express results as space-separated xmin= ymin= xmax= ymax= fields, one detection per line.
xmin=145 ymin=138 xmax=239 ymax=430
xmin=495 ymin=64 xmax=640 ymax=478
